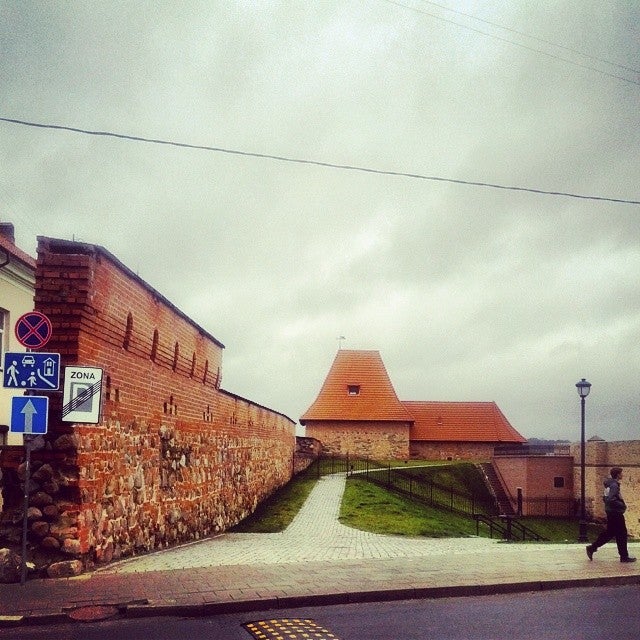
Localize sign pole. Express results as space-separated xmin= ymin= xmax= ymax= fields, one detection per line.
xmin=20 ymin=435 xmax=33 ymax=585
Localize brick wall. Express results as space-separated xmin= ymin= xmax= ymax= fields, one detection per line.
xmin=492 ymin=456 xmax=574 ymax=515
xmin=0 ymin=237 xmax=295 ymax=570
xmin=410 ymin=441 xmax=494 ymax=461
xmin=304 ymin=421 xmax=410 ymax=459
xmin=570 ymin=440 xmax=640 ymax=537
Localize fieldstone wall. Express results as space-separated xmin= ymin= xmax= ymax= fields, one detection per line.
xmin=0 ymin=237 xmax=295 ymax=574
xmin=304 ymin=421 xmax=410 ymax=459
xmin=293 ymin=436 xmax=322 ymax=475
xmin=410 ymin=441 xmax=494 ymax=461
xmin=571 ymin=439 xmax=640 ymax=538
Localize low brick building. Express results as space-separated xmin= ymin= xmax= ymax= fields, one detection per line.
xmin=0 ymin=237 xmax=295 ymax=573
xmin=300 ymin=350 xmax=526 ymax=460
xmin=491 ymin=452 xmax=575 ymax=516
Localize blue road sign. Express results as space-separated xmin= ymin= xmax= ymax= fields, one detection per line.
xmin=3 ymin=352 xmax=60 ymax=390
xmin=10 ymin=396 xmax=49 ymax=434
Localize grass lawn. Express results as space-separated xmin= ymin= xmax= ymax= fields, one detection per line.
xmin=340 ymin=477 xmax=481 ymax=537
xmin=231 ymin=461 xmax=603 ymax=543
xmin=230 ymin=473 xmax=317 ymax=533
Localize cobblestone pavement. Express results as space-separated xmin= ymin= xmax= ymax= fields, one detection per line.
xmin=99 ymin=473 xmax=505 ymax=573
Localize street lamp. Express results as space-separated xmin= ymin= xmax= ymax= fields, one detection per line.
xmin=576 ymin=378 xmax=591 ymax=542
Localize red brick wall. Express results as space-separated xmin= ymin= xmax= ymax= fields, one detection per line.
xmin=492 ymin=456 xmax=574 ymax=515
xmin=0 ymin=238 xmax=295 ymax=568
xmin=304 ymin=421 xmax=410 ymax=459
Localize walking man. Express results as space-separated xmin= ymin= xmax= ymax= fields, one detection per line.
xmin=586 ymin=467 xmax=636 ymax=563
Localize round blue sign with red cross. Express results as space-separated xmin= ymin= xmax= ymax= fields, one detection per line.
xmin=14 ymin=312 xmax=53 ymax=349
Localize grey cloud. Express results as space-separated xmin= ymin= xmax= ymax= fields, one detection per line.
xmin=1 ymin=1 xmax=639 ymax=439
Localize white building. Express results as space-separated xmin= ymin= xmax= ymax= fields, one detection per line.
xmin=0 ymin=222 xmax=36 ymax=447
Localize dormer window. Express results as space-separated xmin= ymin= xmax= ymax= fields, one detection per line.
xmin=348 ymin=385 xmax=360 ymax=396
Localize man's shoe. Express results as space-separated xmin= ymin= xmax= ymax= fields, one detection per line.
xmin=586 ymin=545 xmax=595 ymax=560
xmin=620 ymin=557 xmax=637 ymax=563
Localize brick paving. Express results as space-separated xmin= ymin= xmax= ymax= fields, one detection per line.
xmin=1 ymin=473 xmax=639 ymax=626
xmin=102 ymin=473 xmax=497 ymax=571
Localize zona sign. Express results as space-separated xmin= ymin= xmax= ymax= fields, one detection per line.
xmin=15 ymin=311 xmax=53 ymax=349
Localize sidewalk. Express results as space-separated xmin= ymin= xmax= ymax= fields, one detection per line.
xmin=1 ymin=474 xmax=639 ymax=626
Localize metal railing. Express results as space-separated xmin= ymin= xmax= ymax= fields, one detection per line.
xmin=306 ymin=456 xmax=499 ymax=517
xmin=473 ymin=514 xmax=547 ymax=541
xmin=361 ymin=465 xmax=500 ymax=518
xmin=306 ymin=456 xmax=551 ymax=540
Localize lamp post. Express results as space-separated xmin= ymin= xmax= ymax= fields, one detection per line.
xmin=576 ymin=378 xmax=591 ymax=542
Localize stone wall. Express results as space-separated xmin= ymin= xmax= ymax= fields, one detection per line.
xmin=293 ymin=437 xmax=322 ymax=475
xmin=0 ymin=237 xmax=296 ymax=572
xmin=304 ymin=421 xmax=410 ymax=460
xmin=410 ymin=441 xmax=494 ymax=461
xmin=570 ymin=440 xmax=640 ymax=538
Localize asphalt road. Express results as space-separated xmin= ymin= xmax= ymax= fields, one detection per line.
xmin=4 ymin=585 xmax=640 ymax=639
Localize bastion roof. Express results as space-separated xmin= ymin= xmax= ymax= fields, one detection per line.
xmin=300 ymin=349 xmax=526 ymax=444
xmin=300 ymin=350 xmax=413 ymax=423
xmin=404 ymin=400 xmax=526 ymax=443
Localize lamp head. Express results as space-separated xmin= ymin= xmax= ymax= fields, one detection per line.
xmin=576 ymin=378 xmax=591 ymax=398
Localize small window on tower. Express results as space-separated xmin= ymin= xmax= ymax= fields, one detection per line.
xmin=348 ymin=385 xmax=360 ymax=396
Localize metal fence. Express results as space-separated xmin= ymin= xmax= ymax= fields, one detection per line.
xmin=361 ymin=465 xmax=500 ymax=518
xmin=305 ymin=456 xmax=500 ymax=518
xmin=516 ymin=496 xmax=579 ymax=517
xmin=305 ymin=456 xmax=577 ymax=520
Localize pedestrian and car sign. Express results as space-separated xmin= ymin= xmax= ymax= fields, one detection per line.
xmin=62 ymin=366 xmax=104 ymax=424
xmin=10 ymin=396 xmax=49 ymax=434
xmin=3 ymin=352 xmax=61 ymax=390
xmin=14 ymin=311 xmax=53 ymax=349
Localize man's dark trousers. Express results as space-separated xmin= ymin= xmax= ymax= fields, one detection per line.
xmin=593 ymin=511 xmax=629 ymax=558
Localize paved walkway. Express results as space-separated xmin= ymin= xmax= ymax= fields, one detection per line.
xmin=1 ymin=473 xmax=639 ymax=627
xmin=103 ymin=474 xmax=497 ymax=571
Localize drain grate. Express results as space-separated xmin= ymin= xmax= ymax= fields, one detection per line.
xmin=243 ymin=618 xmax=341 ymax=639
xmin=67 ymin=605 xmax=119 ymax=622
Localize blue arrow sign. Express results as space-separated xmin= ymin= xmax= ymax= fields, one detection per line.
xmin=3 ymin=352 xmax=60 ymax=390
xmin=10 ymin=396 xmax=49 ymax=434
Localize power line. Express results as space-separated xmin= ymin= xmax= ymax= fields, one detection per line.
xmin=415 ymin=0 xmax=640 ymax=75
xmin=1 ymin=116 xmax=639 ymax=206
xmin=379 ymin=0 xmax=640 ymax=87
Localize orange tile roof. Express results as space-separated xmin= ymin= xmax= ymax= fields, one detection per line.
xmin=300 ymin=350 xmax=413 ymax=423
xmin=404 ymin=401 xmax=526 ymax=443
xmin=0 ymin=231 xmax=36 ymax=270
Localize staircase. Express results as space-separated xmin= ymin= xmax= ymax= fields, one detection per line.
xmin=477 ymin=463 xmax=515 ymax=515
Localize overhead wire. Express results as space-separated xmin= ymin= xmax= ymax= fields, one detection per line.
xmin=414 ymin=0 xmax=640 ymax=75
xmin=379 ymin=0 xmax=640 ymax=87
xmin=1 ymin=116 xmax=639 ymax=206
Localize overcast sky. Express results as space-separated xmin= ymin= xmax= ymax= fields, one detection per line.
xmin=1 ymin=1 xmax=639 ymax=442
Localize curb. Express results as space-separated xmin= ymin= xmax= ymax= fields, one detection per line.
xmin=3 ymin=574 xmax=639 ymax=627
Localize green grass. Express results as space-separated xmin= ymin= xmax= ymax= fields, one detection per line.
xmin=229 ymin=473 xmax=317 ymax=532
xmin=230 ymin=460 xmax=602 ymax=543
xmin=340 ymin=477 xmax=481 ymax=537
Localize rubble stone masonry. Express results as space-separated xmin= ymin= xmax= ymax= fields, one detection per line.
xmin=0 ymin=237 xmax=295 ymax=571
xmin=305 ymin=421 xmax=410 ymax=459
xmin=571 ymin=440 xmax=640 ymax=538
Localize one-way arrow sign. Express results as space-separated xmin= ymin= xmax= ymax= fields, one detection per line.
xmin=10 ymin=396 xmax=49 ymax=434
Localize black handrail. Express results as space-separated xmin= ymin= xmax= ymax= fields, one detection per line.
xmin=474 ymin=514 xmax=547 ymax=541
